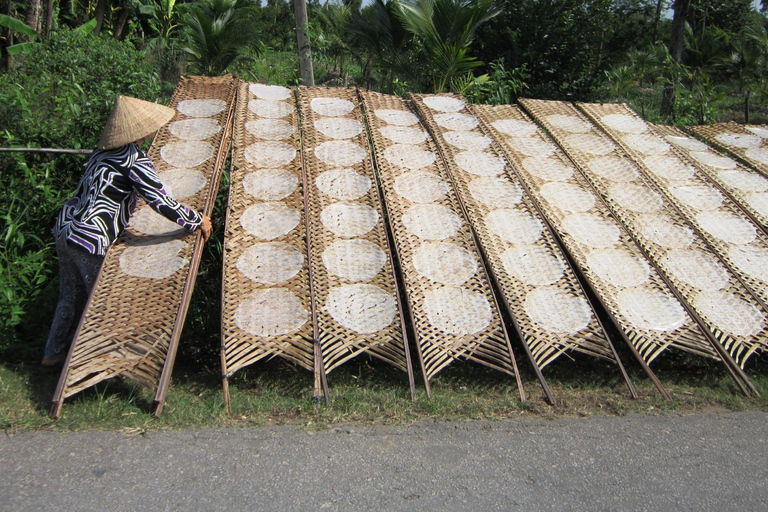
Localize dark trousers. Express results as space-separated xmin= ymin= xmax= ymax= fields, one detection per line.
xmin=43 ymin=234 xmax=104 ymax=361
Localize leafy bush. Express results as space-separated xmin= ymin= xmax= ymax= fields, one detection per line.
xmin=0 ymin=29 xmax=166 ymax=351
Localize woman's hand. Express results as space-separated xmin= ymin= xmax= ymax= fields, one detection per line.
xmin=200 ymin=215 xmax=212 ymax=242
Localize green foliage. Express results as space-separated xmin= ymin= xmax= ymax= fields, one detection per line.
xmin=457 ymin=59 xmax=528 ymax=104
xmin=181 ymin=0 xmax=261 ymax=76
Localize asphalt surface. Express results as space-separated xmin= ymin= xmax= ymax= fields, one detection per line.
xmin=2 ymin=411 xmax=767 ymax=511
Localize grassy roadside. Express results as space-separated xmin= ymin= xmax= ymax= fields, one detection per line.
xmin=2 ymin=349 xmax=767 ymax=433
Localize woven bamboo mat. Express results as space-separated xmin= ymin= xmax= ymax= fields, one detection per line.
xmin=520 ymin=99 xmax=765 ymax=371
xmin=476 ymin=103 xmax=717 ymax=374
xmin=688 ymin=123 xmax=768 ymax=177
xmin=580 ymin=103 xmax=768 ymax=317
xmin=360 ymin=91 xmax=523 ymax=399
xmin=653 ymin=124 xmax=768 ymax=231
xmin=409 ymin=94 xmax=629 ymax=400
xmin=220 ymin=83 xmax=314 ymax=393
xmin=52 ymin=75 xmax=237 ymax=417
xmin=296 ymin=87 xmax=414 ymax=388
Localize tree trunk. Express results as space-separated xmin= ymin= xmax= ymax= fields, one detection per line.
xmin=661 ymin=0 xmax=690 ymax=120
xmin=293 ymin=0 xmax=314 ymax=86
xmin=93 ymin=0 xmax=106 ymax=36
xmin=745 ymin=89 xmax=751 ymax=125
xmin=25 ymin=0 xmax=41 ymax=34
xmin=44 ymin=0 xmax=54 ymax=37
xmin=652 ymin=0 xmax=663 ymax=44
xmin=113 ymin=4 xmax=130 ymax=40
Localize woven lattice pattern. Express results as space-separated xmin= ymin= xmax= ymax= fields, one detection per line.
xmin=689 ymin=123 xmax=768 ymax=177
xmin=520 ymin=99 xmax=765 ymax=366
xmin=411 ymin=94 xmax=617 ymax=372
xmin=580 ymin=104 xmax=768 ymax=340
xmin=510 ymin=101 xmax=719 ymax=365
xmin=297 ymin=87 xmax=411 ymax=375
xmin=360 ymin=91 xmax=521 ymax=389
xmin=654 ymin=125 xmax=768 ymax=230
xmin=221 ymin=83 xmax=314 ymax=378
xmin=53 ymin=76 xmax=237 ymax=414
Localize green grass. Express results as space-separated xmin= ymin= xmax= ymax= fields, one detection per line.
xmin=2 ymin=346 xmax=767 ymax=433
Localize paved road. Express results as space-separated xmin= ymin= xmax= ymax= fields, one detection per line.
xmin=2 ymin=411 xmax=767 ymax=511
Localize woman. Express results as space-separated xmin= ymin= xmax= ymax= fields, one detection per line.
xmin=42 ymin=96 xmax=212 ymax=367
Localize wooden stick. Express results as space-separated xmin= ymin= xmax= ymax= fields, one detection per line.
xmin=0 ymin=147 xmax=93 ymax=155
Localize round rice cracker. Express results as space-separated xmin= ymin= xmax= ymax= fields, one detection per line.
xmin=586 ymin=155 xmax=640 ymax=183
xmin=322 ymin=239 xmax=387 ymax=282
xmin=690 ymin=151 xmax=737 ymax=169
xmin=468 ymin=177 xmax=522 ymax=207
xmin=540 ymin=182 xmax=595 ymax=213
xmin=434 ymin=113 xmax=479 ymax=132
xmin=402 ymin=204 xmax=463 ymax=241
xmin=524 ymin=286 xmax=592 ymax=334
xmin=243 ymin=168 xmax=298 ymax=201
xmin=314 ymin=140 xmax=368 ymax=167
xmin=249 ymin=83 xmax=292 ymax=101
xmin=669 ymin=185 xmax=724 ymax=211
xmin=635 ymin=213 xmax=694 ymax=249
xmin=455 ymin=151 xmax=505 ymax=176
xmin=394 ymin=170 xmax=449 ymax=203
xmin=160 ymin=141 xmax=214 ymax=168
xmin=423 ymin=286 xmax=492 ymax=335
xmin=320 ymin=202 xmax=379 ymax=238
xmin=176 ymin=99 xmax=226 ymax=118
xmin=378 ymin=125 xmax=427 ymax=144
xmin=486 ymin=209 xmax=543 ymax=245
xmin=412 ymin=241 xmax=478 ymax=285
xmin=325 ymin=284 xmax=396 ymax=334
xmin=501 ymin=245 xmax=565 ymax=286
xmin=561 ymin=213 xmax=621 ymax=249
xmin=746 ymin=126 xmax=768 ymax=138
xmin=240 ymin=202 xmax=301 ymax=240
xmin=245 ymin=119 xmax=294 ymax=140
xmin=119 ymin=239 xmax=188 ymax=279
xmin=374 ymin=109 xmax=420 ymax=126
xmin=608 ymin=183 xmax=664 ymax=213
xmin=728 ymin=245 xmax=768 ymax=283
xmin=745 ymin=147 xmax=768 ymax=165
xmin=314 ymin=118 xmax=363 ymax=139
xmin=545 ymin=114 xmax=593 ymax=133
xmin=717 ymin=170 xmax=768 ymax=192
xmin=693 ymin=290 xmax=765 ymax=337
xmin=384 ymin=144 xmax=436 ymax=170
xmin=444 ymin=131 xmax=491 ymax=151
xmin=564 ymin=133 xmax=616 ymax=155
xmin=244 ymin=141 xmax=297 ymax=168
xmin=715 ymin=132 xmax=762 ymax=149
xmin=622 ymin=134 xmax=671 ymax=155
xmin=248 ymin=99 xmax=293 ymax=119
xmin=616 ymin=286 xmax=687 ymax=332
xmin=168 ymin=118 xmax=221 ymax=141
xmin=422 ymin=96 xmax=465 ymax=113
xmin=235 ymin=288 xmax=308 ymax=337
xmin=508 ymin=136 xmax=556 ymax=158
xmin=157 ymin=169 xmax=206 ymax=200
xmin=666 ymin=135 xmax=709 ymax=152
xmin=129 ymin=206 xmax=186 ymax=236
xmin=237 ymin=242 xmax=304 ymax=285
xmin=746 ymin=191 xmax=768 ymax=219
xmin=310 ymin=97 xmax=355 ymax=117
xmin=600 ymin=113 xmax=648 ymax=134
xmin=586 ymin=247 xmax=650 ymax=287
xmin=315 ymin=169 xmax=371 ymax=200
xmin=660 ymin=249 xmax=729 ymax=292
xmin=522 ymin=157 xmax=574 ymax=182
xmin=695 ymin=210 xmax=757 ymax=245
xmin=492 ymin=119 xmax=538 ymax=138
xmin=642 ymin=155 xmax=696 ymax=181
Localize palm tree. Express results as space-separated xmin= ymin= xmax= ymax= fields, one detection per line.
xmin=182 ymin=0 xmax=258 ymax=76
xmin=395 ymin=0 xmax=500 ymax=93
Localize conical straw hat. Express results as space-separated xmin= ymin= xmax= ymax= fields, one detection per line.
xmin=97 ymin=96 xmax=175 ymax=150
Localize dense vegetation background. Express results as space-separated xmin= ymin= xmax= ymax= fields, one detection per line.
xmin=1 ymin=0 xmax=767 ymax=367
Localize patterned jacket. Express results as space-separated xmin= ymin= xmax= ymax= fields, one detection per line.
xmin=54 ymin=143 xmax=202 ymax=255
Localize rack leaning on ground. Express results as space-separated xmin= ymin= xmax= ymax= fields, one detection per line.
xmin=46 ymin=76 xmax=767 ymax=418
